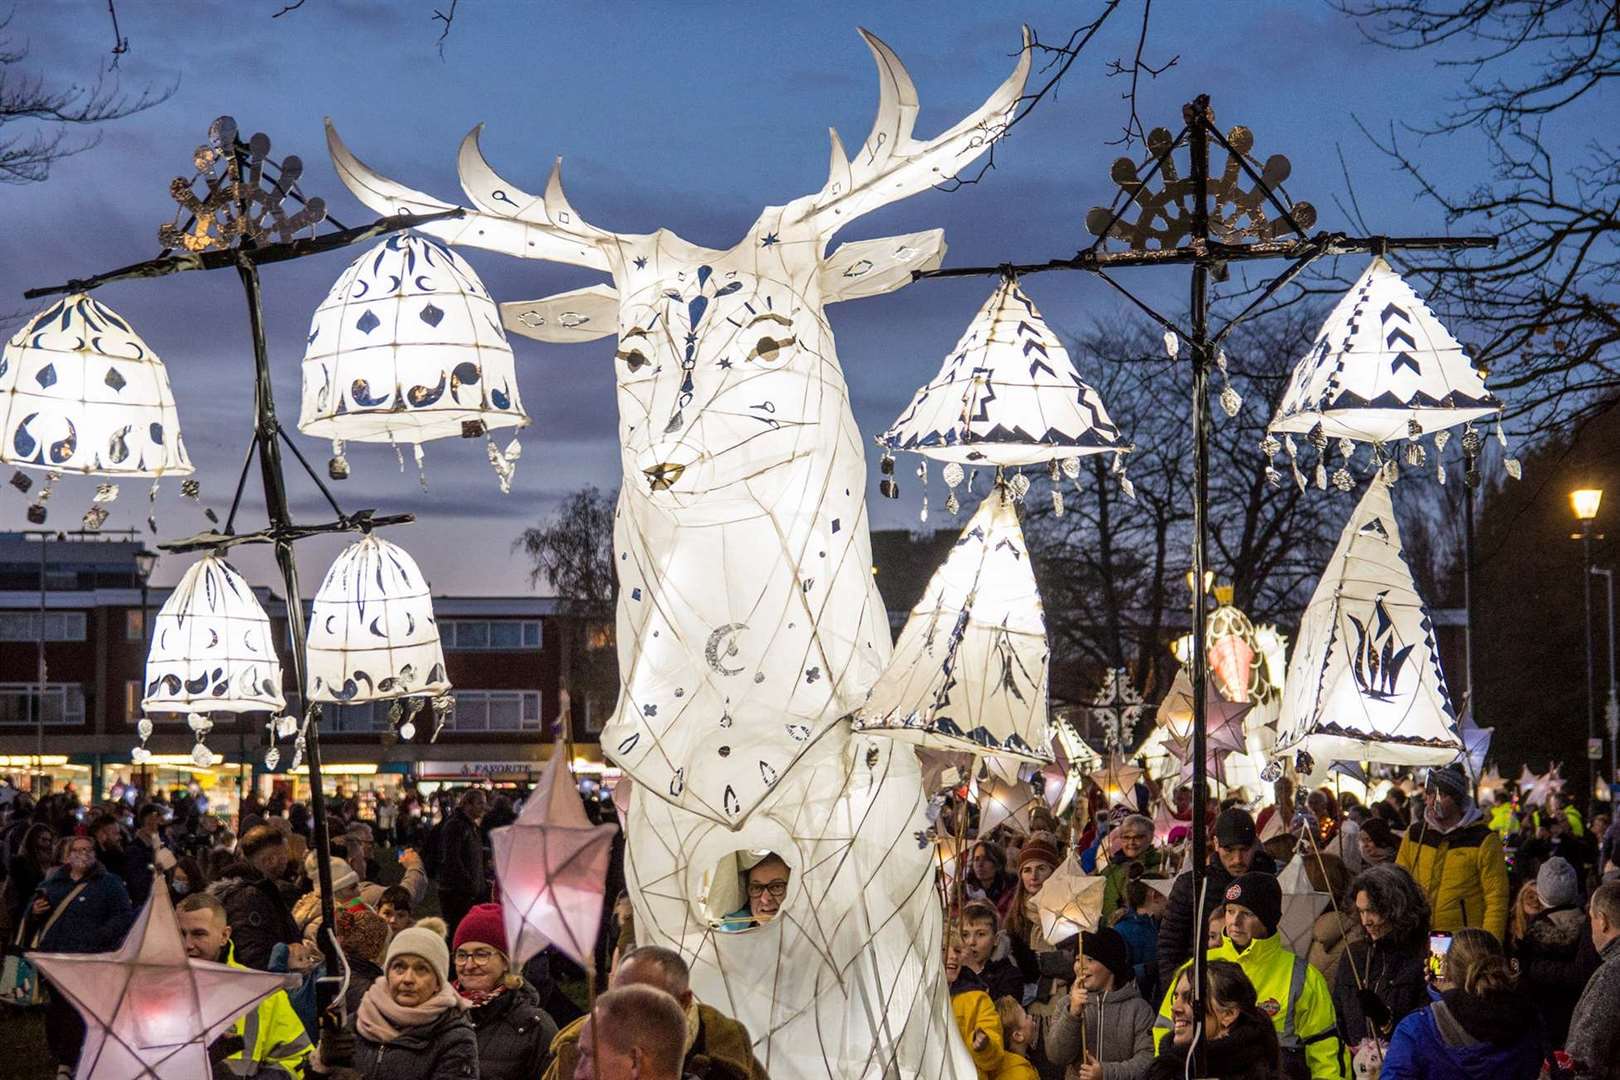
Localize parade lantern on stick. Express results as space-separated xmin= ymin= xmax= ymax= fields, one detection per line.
xmin=29 ymin=885 xmax=289 ymax=1079
xmin=974 ymin=773 xmax=1043 ymax=837
xmin=490 ymin=749 xmax=618 ymax=969
xmin=140 ymin=553 xmax=284 ymax=768
xmin=1030 ymin=851 xmax=1107 ymax=945
xmin=1274 ymin=472 xmax=1463 ymax=769
xmin=301 ymin=231 xmax=528 ymax=490
xmin=304 ymin=532 xmax=451 ymax=760
xmin=878 ymin=273 xmax=1128 ymax=517
xmin=1456 ymin=705 xmax=1493 ymax=785
xmin=1275 ymin=857 xmax=1331 ymax=959
xmin=0 ymin=293 xmax=193 ymax=528
xmin=1267 ymin=257 xmax=1507 ymax=491
xmin=1089 ymin=753 xmax=1146 ymax=812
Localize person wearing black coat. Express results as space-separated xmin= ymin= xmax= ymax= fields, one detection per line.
xmin=1146 ymin=959 xmax=1283 ymax=1080
xmin=452 ymin=903 xmax=558 ymax=1080
xmin=436 ymin=790 xmax=489 ymax=937
xmin=1331 ymin=863 xmax=1431 ymax=1047
xmin=205 ymin=824 xmax=302 ymax=970
xmin=1156 ymin=808 xmax=1278 ymax=989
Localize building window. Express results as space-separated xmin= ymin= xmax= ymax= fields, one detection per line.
xmin=322 ymin=701 xmax=393 ymax=733
xmin=446 ymin=690 xmax=543 ymax=732
xmin=0 ymin=683 xmax=86 ymax=726
xmin=441 ymin=620 xmax=543 ymax=651
xmin=0 ymin=612 xmax=88 ymax=642
xmin=126 ymin=609 xmax=146 ymax=642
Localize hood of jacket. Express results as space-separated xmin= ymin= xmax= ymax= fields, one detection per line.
xmin=949 ymin=966 xmax=989 ymax=997
xmin=1439 ymin=989 xmax=1537 ymax=1047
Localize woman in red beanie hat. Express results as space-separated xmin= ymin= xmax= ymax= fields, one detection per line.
xmin=451 ymin=902 xmax=560 ymax=1080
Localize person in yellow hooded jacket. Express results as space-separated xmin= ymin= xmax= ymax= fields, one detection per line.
xmin=176 ymin=892 xmax=313 ymax=1078
xmin=1397 ymin=763 xmax=1509 ymax=941
xmin=1155 ymin=871 xmax=1344 ymax=1080
xmin=947 ymin=931 xmax=1012 ymax=1080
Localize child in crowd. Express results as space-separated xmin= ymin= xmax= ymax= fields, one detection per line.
xmin=948 ymin=929 xmax=1006 ymax=1080
xmin=961 ymin=899 xmax=1027 ymax=1002
xmin=376 ymin=884 xmax=414 ymax=936
xmin=1110 ymin=878 xmax=1165 ymax=1002
xmin=1044 ymin=928 xmax=1155 ymax=1080
xmin=993 ymin=996 xmax=1042 ymax=1080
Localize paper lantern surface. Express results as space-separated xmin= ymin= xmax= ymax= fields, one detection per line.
xmin=1276 ymin=857 xmax=1332 ymax=958
xmin=880 ymin=276 xmax=1124 ymax=465
xmin=300 ymin=232 xmax=526 ymax=443
xmin=975 ymin=774 xmax=1041 ymax=837
xmin=1031 ymin=852 xmax=1106 ymax=944
xmin=1275 ymin=474 xmax=1461 ymax=766
xmin=306 ymin=533 xmax=449 ymax=704
xmin=490 ymin=751 xmax=617 ymax=969
xmin=854 ymin=487 xmax=1051 ymax=761
xmin=0 ymin=294 xmax=192 ymax=476
xmin=29 ymin=885 xmax=288 ymax=1079
xmin=143 ymin=555 xmax=284 ymax=715
xmin=1088 ymin=753 xmax=1145 ymax=812
xmin=1270 ymin=258 xmax=1501 ymax=442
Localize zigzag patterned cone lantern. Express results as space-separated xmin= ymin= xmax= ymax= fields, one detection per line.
xmin=1270 ymin=257 xmax=1501 ymax=443
xmin=880 ymin=276 xmax=1124 ymax=465
xmin=854 ymin=484 xmax=1051 ymax=762
xmin=1275 ymin=472 xmax=1462 ymax=766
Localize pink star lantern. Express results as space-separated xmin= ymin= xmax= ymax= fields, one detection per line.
xmin=1088 ymin=753 xmax=1145 ymax=811
xmin=29 ymin=884 xmax=290 ymax=1079
xmin=491 ymin=750 xmax=619 ymax=969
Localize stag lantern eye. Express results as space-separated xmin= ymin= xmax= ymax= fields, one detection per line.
xmin=744 ymin=313 xmax=796 ymax=365
xmin=749 ymin=334 xmax=795 ymax=364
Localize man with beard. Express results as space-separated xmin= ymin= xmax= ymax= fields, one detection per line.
xmin=1156 ymin=807 xmax=1277 ymax=989
xmin=1396 ymin=763 xmax=1508 ymax=941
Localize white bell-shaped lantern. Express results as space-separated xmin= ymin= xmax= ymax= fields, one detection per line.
xmin=143 ymin=554 xmax=285 ymax=715
xmin=299 ymin=231 xmax=527 ymax=477
xmin=0 ymin=293 xmax=192 ymax=476
xmin=854 ymin=484 xmax=1051 ymax=763
xmin=305 ymin=532 xmax=449 ymax=709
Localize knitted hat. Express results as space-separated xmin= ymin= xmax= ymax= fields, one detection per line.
xmin=1537 ymin=856 xmax=1579 ymax=909
xmin=386 ymin=926 xmax=450 ymax=988
xmin=1359 ymin=817 xmax=1398 ymax=853
xmin=1079 ymin=927 xmax=1133 ymax=987
xmin=1017 ymin=833 xmax=1060 ymax=871
xmin=452 ymin=903 xmax=509 ymax=958
xmin=334 ymin=903 xmax=390 ymax=964
xmin=1223 ymin=871 xmax=1282 ymax=936
xmin=302 ymin=852 xmax=360 ymax=893
xmin=1214 ymin=807 xmax=1258 ymax=847
xmin=1428 ymin=763 xmax=1470 ymax=801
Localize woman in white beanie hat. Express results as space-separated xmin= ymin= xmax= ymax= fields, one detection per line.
xmin=314 ymin=925 xmax=479 ymax=1078
xmin=291 ymin=855 xmax=362 ymax=945
xmin=1519 ymin=855 xmax=1594 ymax=1046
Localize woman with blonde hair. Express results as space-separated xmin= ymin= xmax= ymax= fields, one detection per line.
xmin=1381 ymin=928 xmax=1542 ymax=1077
xmin=1505 ymin=879 xmax=1542 ymax=955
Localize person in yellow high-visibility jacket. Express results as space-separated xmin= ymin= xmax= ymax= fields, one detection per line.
xmin=1155 ymin=871 xmax=1345 ymax=1080
xmin=177 ymin=892 xmax=314 ymax=1078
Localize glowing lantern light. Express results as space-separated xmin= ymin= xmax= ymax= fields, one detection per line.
xmin=1030 ymin=852 xmax=1106 ymax=944
xmin=300 ymin=231 xmax=527 ymax=487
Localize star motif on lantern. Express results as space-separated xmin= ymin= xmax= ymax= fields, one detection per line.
xmin=29 ymin=886 xmax=290 ymax=1079
xmin=973 ymin=773 xmax=1041 ymax=837
xmin=490 ymin=749 xmax=618 ymax=969
xmin=1088 ymin=753 xmax=1145 ymax=812
xmin=1090 ymin=668 xmax=1145 ymax=752
xmin=1030 ymin=851 xmax=1107 ymax=945
xmin=1516 ymin=763 xmax=1564 ymax=807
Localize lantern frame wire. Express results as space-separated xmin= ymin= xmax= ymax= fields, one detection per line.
xmin=24 ymin=116 xmax=461 ymax=1064
xmin=909 ymin=93 xmax=1497 ymax=1071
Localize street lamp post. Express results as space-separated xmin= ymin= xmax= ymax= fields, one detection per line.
xmin=1573 ymin=488 xmax=1603 ymax=808
xmin=1591 ymin=566 xmax=1618 ymax=794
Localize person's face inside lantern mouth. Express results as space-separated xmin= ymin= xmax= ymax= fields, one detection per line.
xmin=747 ymin=854 xmax=790 ymax=924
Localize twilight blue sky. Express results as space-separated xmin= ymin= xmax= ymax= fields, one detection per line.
xmin=0 ymin=1 xmax=1587 ymax=595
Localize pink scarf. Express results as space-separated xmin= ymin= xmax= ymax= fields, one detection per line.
xmin=355 ymin=977 xmax=466 ymax=1043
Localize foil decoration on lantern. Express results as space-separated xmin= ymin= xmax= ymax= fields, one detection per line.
xmin=300 ymin=231 xmax=528 ymax=488
xmin=879 ymin=274 xmax=1129 ymax=510
xmin=304 ymin=533 xmax=450 ymax=740
xmin=1267 ymin=257 xmax=1511 ymax=487
xmin=140 ymin=554 xmax=284 ymax=765
xmin=0 ymin=294 xmax=193 ymax=528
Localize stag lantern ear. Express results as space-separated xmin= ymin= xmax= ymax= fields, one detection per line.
xmin=502 ymin=283 xmax=621 ymax=344
xmin=819 ymin=229 xmax=945 ymax=304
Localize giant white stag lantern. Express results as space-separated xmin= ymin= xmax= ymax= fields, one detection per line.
xmin=327 ymin=27 xmax=1031 ymax=1079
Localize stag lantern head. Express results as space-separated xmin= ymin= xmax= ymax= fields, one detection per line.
xmin=327 ymin=28 xmax=1032 ymax=826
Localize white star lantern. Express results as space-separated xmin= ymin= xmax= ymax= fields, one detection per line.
xmin=1088 ymin=753 xmax=1145 ymax=812
xmin=490 ymin=749 xmax=618 ymax=969
xmin=1275 ymin=857 xmax=1331 ymax=959
xmin=1030 ymin=851 xmax=1107 ymax=945
xmin=29 ymin=885 xmax=289 ymax=1079
xmin=974 ymin=773 xmax=1042 ymax=837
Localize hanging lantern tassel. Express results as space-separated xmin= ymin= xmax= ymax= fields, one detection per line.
xmin=328 ymin=439 xmax=350 ymax=481
xmin=1283 ymin=433 xmax=1305 ymax=493
xmin=1216 ymin=348 xmax=1242 ymax=419
xmin=485 ymin=435 xmax=521 ymax=495
xmin=9 ymin=470 xmax=32 ymax=495
xmin=943 ymin=462 xmax=964 ymax=516
xmin=1494 ymin=417 xmax=1523 ymax=480
xmin=918 ymin=460 xmax=929 ymax=523
xmin=431 ymin=694 xmax=454 ymax=742
xmin=879 ymin=450 xmax=899 ymax=500
xmin=1112 ymin=450 xmax=1136 ymax=500
xmin=414 ymin=443 xmax=428 ymax=491
xmin=399 ymin=696 xmax=424 ymax=742
xmin=82 ymin=505 xmax=109 ymax=531
xmin=392 ymin=437 xmax=406 ymax=473
xmin=1049 ymin=460 xmax=1065 ymax=517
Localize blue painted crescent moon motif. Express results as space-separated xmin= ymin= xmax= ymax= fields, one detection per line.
xmin=351 ymin=378 xmax=391 ymax=407
xmin=48 ymin=419 xmax=77 ymax=465
xmin=407 ymin=372 xmax=447 ymax=407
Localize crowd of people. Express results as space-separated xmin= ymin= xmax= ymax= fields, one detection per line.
xmin=0 ymin=757 xmax=1618 ymax=1079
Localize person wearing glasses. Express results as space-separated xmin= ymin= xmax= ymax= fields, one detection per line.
xmin=452 ymin=902 xmax=560 ymax=1080
xmin=718 ymin=852 xmax=791 ymax=931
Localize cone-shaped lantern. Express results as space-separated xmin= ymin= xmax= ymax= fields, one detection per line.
xmin=306 ymin=532 xmax=449 ymax=706
xmin=143 ymin=555 xmax=284 ymax=717
xmin=854 ymin=484 xmax=1051 ymax=762
xmin=1270 ymin=258 xmax=1501 ymax=443
xmin=0 ymin=294 xmax=192 ymax=476
xmin=1275 ymin=473 xmax=1462 ymax=766
xmin=300 ymin=232 xmax=527 ymax=445
xmin=879 ymin=276 xmax=1124 ymax=466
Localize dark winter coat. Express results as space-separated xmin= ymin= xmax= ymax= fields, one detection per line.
xmin=1382 ymin=988 xmax=1542 ymax=1080
xmin=463 ymin=979 xmax=556 ymax=1080
xmin=1330 ymin=933 xmax=1429 ymax=1044
xmin=1155 ymin=850 xmax=1278 ymax=988
xmin=27 ymin=861 xmax=133 ymax=953
xmin=437 ymin=810 xmax=487 ymax=902
xmin=207 ymin=860 xmax=301 ymax=970
xmin=1565 ymin=935 xmax=1620 ymax=1080
xmin=1145 ymin=1011 xmax=1283 ymax=1080
xmin=1517 ymin=904 xmax=1598 ymax=1048
xmin=350 ymin=1005 xmax=480 ymax=1080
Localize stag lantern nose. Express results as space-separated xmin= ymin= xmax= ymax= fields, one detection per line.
xmin=643 ymin=461 xmax=685 ymax=492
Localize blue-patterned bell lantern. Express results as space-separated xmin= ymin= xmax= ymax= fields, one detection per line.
xmin=299 ymin=232 xmax=528 ymax=488
xmin=305 ymin=533 xmax=449 ymax=740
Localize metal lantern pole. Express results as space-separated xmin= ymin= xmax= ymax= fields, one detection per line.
xmin=914 ymin=94 xmax=1496 ymax=1064
xmin=1584 ymin=518 xmax=1597 ymax=804
xmin=23 ymin=117 xmax=454 ymax=1060
xmin=1594 ymin=566 xmax=1618 ymax=787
